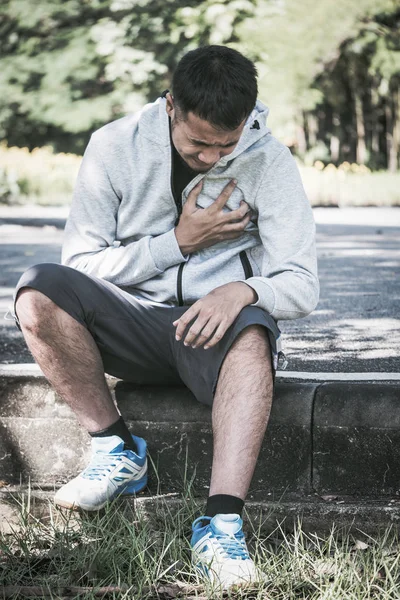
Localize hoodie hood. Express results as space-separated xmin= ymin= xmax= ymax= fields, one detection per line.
xmin=139 ymin=94 xmax=271 ymax=166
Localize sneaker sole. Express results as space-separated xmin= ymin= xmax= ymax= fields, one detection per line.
xmin=54 ymin=497 xmax=80 ymax=511
xmin=54 ymin=473 xmax=148 ymax=511
xmin=193 ymin=561 xmax=259 ymax=589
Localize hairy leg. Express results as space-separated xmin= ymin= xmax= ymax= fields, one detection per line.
xmin=15 ymin=288 xmax=120 ymax=432
xmin=210 ymin=324 xmax=274 ymax=500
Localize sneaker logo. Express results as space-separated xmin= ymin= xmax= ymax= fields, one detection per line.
xmin=120 ymin=466 xmax=133 ymax=474
xmin=111 ymin=463 xmax=141 ymax=485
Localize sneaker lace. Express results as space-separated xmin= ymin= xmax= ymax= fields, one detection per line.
xmin=193 ymin=516 xmax=250 ymax=560
xmin=81 ymin=452 xmax=123 ymax=481
xmin=214 ymin=531 xmax=250 ymax=560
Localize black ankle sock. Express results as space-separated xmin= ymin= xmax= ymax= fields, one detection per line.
xmin=89 ymin=416 xmax=137 ymax=453
xmin=204 ymin=494 xmax=244 ymax=524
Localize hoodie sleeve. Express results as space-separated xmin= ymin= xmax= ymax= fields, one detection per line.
xmin=238 ymin=147 xmax=319 ymax=320
xmin=61 ymin=134 xmax=187 ymax=284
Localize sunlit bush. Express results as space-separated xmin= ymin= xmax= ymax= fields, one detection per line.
xmin=0 ymin=143 xmax=81 ymax=205
xmin=298 ymin=160 xmax=400 ymax=207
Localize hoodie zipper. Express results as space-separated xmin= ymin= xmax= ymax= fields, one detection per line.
xmin=176 ymin=263 xmax=184 ymax=306
xmin=170 ymin=157 xmax=184 ymax=306
xmin=239 ymin=250 xmax=253 ymax=279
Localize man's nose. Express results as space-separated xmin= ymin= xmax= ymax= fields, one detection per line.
xmin=198 ymin=149 xmax=220 ymax=165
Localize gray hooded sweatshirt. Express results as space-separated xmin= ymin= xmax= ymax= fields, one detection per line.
xmin=62 ymin=96 xmax=319 ymax=321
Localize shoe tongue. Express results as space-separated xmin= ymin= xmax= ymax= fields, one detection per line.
xmin=91 ymin=435 xmax=125 ymax=454
xmin=212 ymin=514 xmax=242 ymax=536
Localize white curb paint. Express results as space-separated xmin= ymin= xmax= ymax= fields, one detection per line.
xmin=277 ymin=371 xmax=400 ymax=381
xmin=0 ymin=363 xmax=44 ymax=376
xmin=0 ymin=364 xmax=399 ymax=381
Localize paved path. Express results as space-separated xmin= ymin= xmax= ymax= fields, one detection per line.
xmin=0 ymin=205 xmax=399 ymax=372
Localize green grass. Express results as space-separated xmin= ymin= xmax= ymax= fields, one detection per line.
xmin=1 ymin=489 xmax=400 ymax=599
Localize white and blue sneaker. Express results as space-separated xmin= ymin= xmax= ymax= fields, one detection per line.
xmin=54 ymin=434 xmax=147 ymax=511
xmin=191 ymin=513 xmax=258 ymax=589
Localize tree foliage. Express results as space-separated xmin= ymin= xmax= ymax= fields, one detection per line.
xmin=0 ymin=0 xmax=254 ymax=152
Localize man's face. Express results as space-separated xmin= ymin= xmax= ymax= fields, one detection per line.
xmin=166 ymin=93 xmax=246 ymax=173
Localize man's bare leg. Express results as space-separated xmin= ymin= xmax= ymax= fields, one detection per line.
xmin=210 ymin=324 xmax=274 ymax=500
xmin=15 ymin=288 xmax=120 ymax=432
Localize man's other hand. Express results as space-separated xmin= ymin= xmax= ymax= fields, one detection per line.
xmin=175 ymin=180 xmax=252 ymax=255
xmin=172 ymin=282 xmax=258 ymax=349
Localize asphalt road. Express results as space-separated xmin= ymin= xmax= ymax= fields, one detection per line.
xmin=0 ymin=205 xmax=399 ymax=372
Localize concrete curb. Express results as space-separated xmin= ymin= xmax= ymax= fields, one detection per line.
xmin=0 ymin=365 xmax=399 ymax=502
xmin=1 ymin=488 xmax=399 ymax=535
xmin=2 ymin=363 xmax=400 ymax=381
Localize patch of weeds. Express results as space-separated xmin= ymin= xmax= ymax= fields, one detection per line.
xmin=1 ymin=490 xmax=400 ymax=599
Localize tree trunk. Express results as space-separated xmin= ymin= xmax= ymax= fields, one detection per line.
xmin=385 ymin=92 xmax=397 ymax=172
xmin=390 ymin=83 xmax=400 ymax=172
xmin=307 ymin=113 xmax=318 ymax=147
xmin=296 ymin=112 xmax=307 ymax=157
xmin=370 ymin=82 xmax=380 ymax=155
xmin=330 ymin=112 xmax=340 ymax=163
xmin=354 ymin=89 xmax=367 ymax=164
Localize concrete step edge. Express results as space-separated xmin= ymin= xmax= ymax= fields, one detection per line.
xmin=2 ymin=363 xmax=400 ymax=382
xmin=1 ymin=489 xmax=399 ymax=534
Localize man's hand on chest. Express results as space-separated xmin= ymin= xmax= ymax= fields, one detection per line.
xmin=175 ymin=179 xmax=252 ymax=255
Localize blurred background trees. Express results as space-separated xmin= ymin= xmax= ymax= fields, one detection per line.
xmin=236 ymin=0 xmax=400 ymax=171
xmin=0 ymin=0 xmax=256 ymax=153
xmin=0 ymin=0 xmax=399 ymax=198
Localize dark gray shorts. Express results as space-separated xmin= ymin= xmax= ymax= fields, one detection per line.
xmin=12 ymin=263 xmax=285 ymax=406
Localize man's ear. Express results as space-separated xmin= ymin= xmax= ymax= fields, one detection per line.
xmin=165 ymin=92 xmax=175 ymax=118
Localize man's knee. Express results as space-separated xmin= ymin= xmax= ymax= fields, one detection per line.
xmin=15 ymin=263 xmax=67 ymax=330
xmin=15 ymin=288 xmax=58 ymax=332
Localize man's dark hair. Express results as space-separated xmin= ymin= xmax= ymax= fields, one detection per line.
xmin=172 ymin=45 xmax=258 ymax=131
